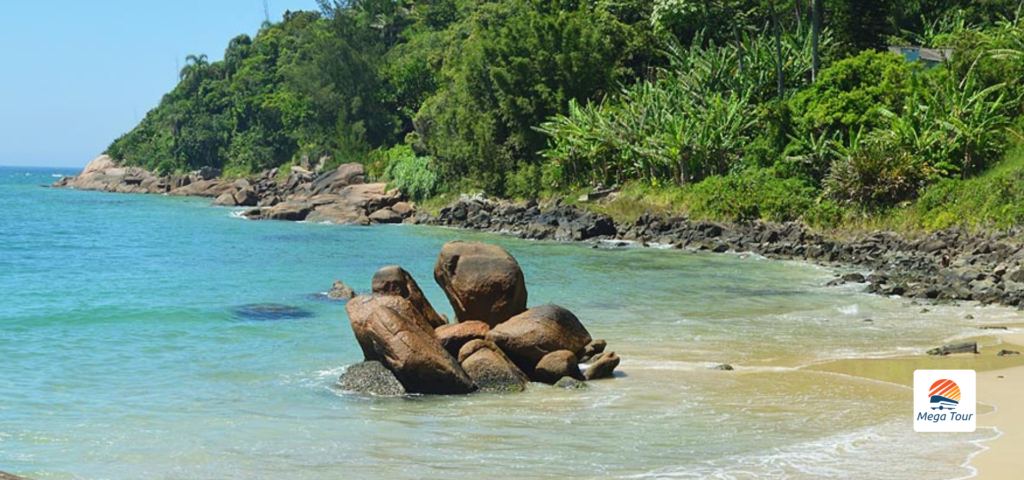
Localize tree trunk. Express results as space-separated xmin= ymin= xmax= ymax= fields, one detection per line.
xmin=733 ymin=24 xmax=745 ymax=76
xmin=770 ymin=0 xmax=784 ymax=99
xmin=812 ymin=0 xmax=822 ymax=82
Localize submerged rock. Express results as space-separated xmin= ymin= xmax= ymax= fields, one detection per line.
xmin=553 ymin=376 xmax=588 ymax=389
xmin=233 ymin=303 xmax=314 ymax=321
xmin=338 ymin=361 xmax=406 ymax=396
xmin=710 ymin=363 xmax=735 ymax=371
xmin=434 ymin=241 xmax=528 ymax=327
xmin=997 ymin=349 xmax=1021 ymax=357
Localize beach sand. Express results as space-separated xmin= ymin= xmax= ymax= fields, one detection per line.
xmin=806 ymin=331 xmax=1024 ymax=479
xmin=970 ymin=332 xmax=1024 ymax=480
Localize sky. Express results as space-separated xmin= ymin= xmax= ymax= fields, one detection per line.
xmin=0 ymin=0 xmax=317 ymax=168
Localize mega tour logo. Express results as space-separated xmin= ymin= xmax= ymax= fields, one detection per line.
xmin=914 ymin=370 xmax=976 ymax=432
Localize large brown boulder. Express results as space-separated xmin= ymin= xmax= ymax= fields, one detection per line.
xmin=436 ymin=321 xmax=489 ymax=357
xmin=486 ymin=305 xmax=592 ymax=373
xmin=371 ymin=265 xmax=448 ymax=328
xmin=533 ymin=350 xmax=583 ymax=384
xmin=458 ymin=339 xmax=529 ymax=392
xmin=433 ymin=241 xmax=527 ymax=326
xmin=346 ymin=295 xmax=475 ymax=394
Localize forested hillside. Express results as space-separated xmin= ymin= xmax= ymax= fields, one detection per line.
xmin=107 ymin=0 xmax=1024 ymax=229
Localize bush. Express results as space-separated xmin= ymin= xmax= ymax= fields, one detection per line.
xmin=824 ymin=138 xmax=931 ymax=208
xmin=791 ymin=50 xmax=917 ymax=138
xmin=912 ymin=148 xmax=1024 ymax=230
xmin=379 ymin=145 xmax=440 ymax=202
xmin=684 ymin=168 xmax=818 ymax=223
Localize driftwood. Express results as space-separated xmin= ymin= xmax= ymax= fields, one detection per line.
xmin=927 ymin=342 xmax=979 ymax=356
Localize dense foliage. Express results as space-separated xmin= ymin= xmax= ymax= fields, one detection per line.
xmin=108 ymin=0 xmax=1024 ymax=229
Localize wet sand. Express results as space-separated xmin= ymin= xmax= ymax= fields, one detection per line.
xmin=806 ymin=331 xmax=1024 ymax=479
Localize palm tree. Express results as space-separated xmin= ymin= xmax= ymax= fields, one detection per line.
xmin=179 ymin=54 xmax=210 ymax=81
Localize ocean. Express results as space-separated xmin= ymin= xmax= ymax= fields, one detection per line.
xmin=0 ymin=166 xmax=1010 ymax=479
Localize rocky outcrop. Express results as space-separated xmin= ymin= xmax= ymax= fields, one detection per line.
xmin=340 ymin=241 xmax=620 ymax=395
xmin=0 ymin=471 xmax=32 ymax=480
xmin=338 ymin=360 xmax=406 ymax=395
xmin=54 ymin=158 xmax=419 ymax=224
xmin=371 ymin=266 xmax=447 ymax=328
xmin=486 ymin=305 xmax=592 ymax=374
xmin=345 ymin=295 xmax=475 ymax=394
xmin=434 ymin=241 xmax=528 ymax=326
xmin=457 ymin=339 xmax=529 ymax=392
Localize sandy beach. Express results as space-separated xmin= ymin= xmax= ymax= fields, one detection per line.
xmin=971 ymin=333 xmax=1024 ymax=479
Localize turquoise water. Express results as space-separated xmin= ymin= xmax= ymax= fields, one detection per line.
xmin=0 ymin=166 xmax=1014 ymax=479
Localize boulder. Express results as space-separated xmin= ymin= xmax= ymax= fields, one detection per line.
xmin=369 ymin=207 xmax=403 ymax=224
xmin=371 ymin=265 xmax=448 ymax=328
xmin=311 ymin=163 xmax=365 ymax=195
xmin=233 ymin=187 xmax=259 ymax=207
xmin=391 ymin=201 xmax=415 ymax=216
xmin=81 ymin=154 xmax=116 ymax=175
xmin=338 ymin=361 xmax=406 ymax=396
xmin=346 ymin=295 xmax=475 ymax=394
xmin=262 ymin=201 xmax=314 ymax=221
xmin=327 ymin=280 xmax=356 ymax=300
xmin=436 ymin=321 xmax=490 ymax=357
xmin=458 ymin=339 xmax=528 ymax=392
xmin=533 ymin=350 xmax=583 ymax=384
xmin=486 ymin=304 xmax=592 ymax=373
xmin=434 ymin=241 xmax=528 ymax=326
xmin=926 ymin=342 xmax=979 ymax=356
xmin=212 ymin=191 xmax=237 ymax=207
xmin=584 ymin=351 xmax=620 ymax=380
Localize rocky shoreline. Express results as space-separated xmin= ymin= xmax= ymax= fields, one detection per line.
xmin=418 ymin=194 xmax=1024 ymax=309
xmin=54 ymin=157 xmax=1024 ymax=309
xmin=54 ymin=155 xmax=419 ymax=225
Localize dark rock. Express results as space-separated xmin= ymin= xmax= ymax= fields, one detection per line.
xmin=926 ymin=342 xmax=979 ymax=356
xmin=584 ymin=351 xmax=620 ymax=380
xmin=232 ymin=303 xmax=314 ymax=321
xmin=997 ymin=349 xmax=1021 ymax=357
xmin=458 ymin=339 xmax=529 ymax=392
xmin=233 ymin=187 xmax=259 ymax=207
xmin=841 ymin=273 xmax=866 ymax=283
xmin=436 ymin=321 xmax=490 ymax=357
xmin=371 ymin=265 xmax=448 ymax=328
xmin=710 ymin=363 xmax=734 ymax=371
xmin=553 ymin=376 xmax=588 ymax=389
xmin=311 ymin=163 xmax=365 ymax=195
xmin=578 ymin=339 xmax=607 ymax=363
xmin=327 ymin=280 xmax=356 ymax=300
xmin=533 ymin=350 xmax=584 ymax=384
xmin=338 ymin=361 xmax=406 ymax=396
xmin=434 ymin=241 xmax=528 ymax=327
xmin=980 ymin=326 xmax=1008 ymax=330
xmin=487 ymin=305 xmax=592 ymax=373
xmin=346 ymin=295 xmax=475 ymax=394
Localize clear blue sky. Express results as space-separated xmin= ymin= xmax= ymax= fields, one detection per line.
xmin=0 ymin=0 xmax=316 ymax=168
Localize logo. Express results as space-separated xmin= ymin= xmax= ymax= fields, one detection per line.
xmin=914 ymin=370 xmax=975 ymax=432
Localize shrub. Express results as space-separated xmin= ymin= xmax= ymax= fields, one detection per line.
xmin=379 ymin=145 xmax=440 ymax=201
xmin=824 ymin=138 xmax=931 ymax=208
xmin=684 ymin=168 xmax=818 ymax=222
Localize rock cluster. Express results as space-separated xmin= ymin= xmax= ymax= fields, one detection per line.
xmin=54 ymin=155 xmax=417 ymax=225
xmin=339 ymin=241 xmax=619 ymax=395
xmin=423 ymin=196 xmax=1024 ymax=309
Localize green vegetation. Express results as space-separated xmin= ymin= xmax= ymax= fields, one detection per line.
xmin=107 ymin=0 xmax=1024 ymax=233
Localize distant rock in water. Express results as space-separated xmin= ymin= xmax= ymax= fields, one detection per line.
xmin=233 ymin=303 xmax=314 ymax=321
xmin=327 ymin=280 xmax=356 ymax=300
